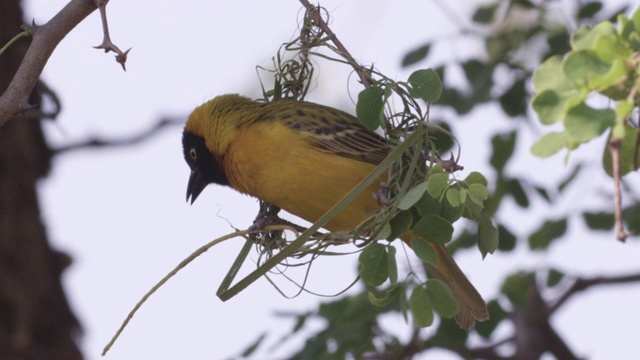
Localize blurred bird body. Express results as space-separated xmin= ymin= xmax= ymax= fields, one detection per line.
xmin=182 ymin=94 xmax=488 ymax=328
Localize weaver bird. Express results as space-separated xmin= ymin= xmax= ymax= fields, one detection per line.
xmin=182 ymin=94 xmax=488 ymax=328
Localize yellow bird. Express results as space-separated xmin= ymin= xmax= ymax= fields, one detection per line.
xmin=182 ymin=94 xmax=488 ymax=329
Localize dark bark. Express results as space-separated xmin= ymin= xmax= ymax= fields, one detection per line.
xmin=0 ymin=0 xmax=82 ymax=359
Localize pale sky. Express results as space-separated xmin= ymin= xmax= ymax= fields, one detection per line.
xmin=21 ymin=1 xmax=640 ymax=359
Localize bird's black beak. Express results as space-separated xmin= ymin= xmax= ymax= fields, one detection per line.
xmin=186 ymin=168 xmax=209 ymax=204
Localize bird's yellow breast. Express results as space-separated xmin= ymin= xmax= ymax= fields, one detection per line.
xmin=224 ymin=120 xmax=384 ymax=231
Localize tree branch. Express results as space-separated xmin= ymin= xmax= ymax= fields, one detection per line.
xmin=0 ymin=0 xmax=97 ymax=128
xmin=608 ymin=137 xmax=628 ymax=241
xmin=52 ymin=117 xmax=183 ymax=155
xmin=549 ymin=272 xmax=640 ymax=315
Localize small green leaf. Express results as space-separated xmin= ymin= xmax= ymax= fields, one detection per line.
xmin=490 ymin=131 xmax=517 ymax=173
xmin=531 ymin=131 xmax=569 ymax=158
xmin=468 ymin=183 xmax=489 ymax=204
xmin=478 ymin=214 xmax=499 ymax=258
xmin=547 ymin=268 xmax=565 ymax=288
xmin=565 ymin=103 xmax=615 ymax=143
xmin=472 ymin=3 xmax=498 ymax=24
xmin=398 ymin=182 xmax=429 ymax=210
xmin=528 ymin=218 xmax=568 ymax=250
xmin=441 ymin=195 xmax=464 ymax=223
xmin=414 ymin=192 xmax=441 ymax=217
xmin=497 ymin=224 xmax=516 ymax=252
xmin=464 ymin=171 xmax=488 ymax=187
xmin=558 ymin=164 xmax=583 ymax=192
xmin=499 ymin=79 xmax=527 ymax=117
xmin=412 ymin=215 xmax=454 ymax=245
xmin=506 ymin=178 xmax=529 ymax=208
xmin=358 ymin=243 xmax=388 ymax=286
xmin=426 ymin=279 xmax=459 ymax=319
xmin=446 ymin=188 xmax=461 ymax=207
xmin=411 ymin=238 xmax=438 ymax=265
xmin=356 ymin=86 xmax=385 ymax=131
xmin=501 ymin=271 xmax=532 ymax=308
xmin=387 ymin=211 xmax=414 ymax=241
xmin=408 ymin=69 xmax=442 ymax=102
xmin=564 ymin=50 xmax=611 ymax=87
xmin=427 ymin=172 xmax=449 ymax=198
xmin=409 ymin=285 xmax=434 ymax=327
xmin=402 ymin=43 xmax=431 ymax=67
xmin=578 ymin=2 xmax=603 ymax=19
xmin=583 ymin=211 xmax=615 ymax=230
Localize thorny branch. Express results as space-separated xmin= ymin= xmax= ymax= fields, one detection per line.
xmin=0 ymin=0 xmax=130 ymax=128
xmin=93 ymin=0 xmax=131 ymax=71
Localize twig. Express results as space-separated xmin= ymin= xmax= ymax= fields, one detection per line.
xmin=298 ymin=0 xmax=373 ymax=88
xmin=0 ymin=0 xmax=97 ymax=128
xmin=92 ymin=0 xmax=131 ymax=71
xmin=548 ymin=272 xmax=640 ymax=315
xmin=0 ymin=25 xmax=32 ymax=57
xmin=52 ymin=117 xmax=183 ymax=155
xmin=608 ymin=138 xmax=628 ymax=241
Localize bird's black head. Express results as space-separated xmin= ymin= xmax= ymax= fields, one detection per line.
xmin=182 ymin=130 xmax=229 ymax=204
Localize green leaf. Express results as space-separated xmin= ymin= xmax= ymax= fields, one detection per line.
xmin=426 ymin=279 xmax=459 ymax=319
xmin=478 ymin=214 xmax=499 ymax=258
xmin=499 ymin=79 xmax=527 ymax=117
xmin=558 ymin=164 xmax=583 ymax=192
xmin=506 ymin=178 xmax=529 ymax=208
xmin=446 ymin=188 xmax=461 ymax=207
xmin=398 ymin=182 xmax=429 ymax=210
xmin=623 ymin=204 xmax=640 ymax=235
xmin=358 ymin=243 xmax=388 ymax=286
xmin=578 ymin=2 xmax=603 ymax=19
xmin=414 ymin=192 xmax=441 ymax=217
xmin=583 ymin=211 xmax=615 ymax=230
xmin=464 ymin=171 xmax=488 ymax=187
xmin=472 ymin=3 xmax=498 ymax=24
xmin=531 ymin=131 xmax=569 ymax=158
xmin=564 ymin=50 xmax=611 ymax=87
xmin=441 ymin=194 xmax=464 ymax=223
xmin=411 ymin=238 xmax=438 ymax=265
xmin=490 ymin=131 xmax=517 ymax=173
xmin=356 ymin=86 xmax=385 ymax=131
xmin=547 ymin=268 xmax=565 ymax=288
xmin=426 ymin=172 xmax=449 ymax=198
xmin=571 ymin=22 xmax=616 ymax=50
xmin=467 ymin=183 xmax=489 ymax=205
xmin=528 ymin=218 xmax=568 ymax=250
xmin=497 ymin=224 xmax=516 ymax=252
xmin=412 ymin=215 xmax=454 ymax=245
xmin=409 ymin=285 xmax=434 ymax=327
xmin=402 ymin=43 xmax=431 ymax=67
xmin=501 ymin=271 xmax=532 ymax=308
xmin=408 ymin=69 xmax=442 ymax=102
xmin=387 ymin=211 xmax=413 ymax=241
xmin=565 ymin=103 xmax=615 ymax=143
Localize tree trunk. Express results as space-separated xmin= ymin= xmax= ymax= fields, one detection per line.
xmin=0 ymin=0 xmax=83 ymax=358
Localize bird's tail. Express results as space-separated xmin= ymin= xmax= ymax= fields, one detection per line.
xmin=428 ymin=243 xmax=489 ymax=329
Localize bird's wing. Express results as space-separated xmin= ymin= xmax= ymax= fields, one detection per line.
xmin=262 ymin=100 xmax=390 ymax=165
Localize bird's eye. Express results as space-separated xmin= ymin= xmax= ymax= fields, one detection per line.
xmin=189 ymin=148 xmax=197 ymax=160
